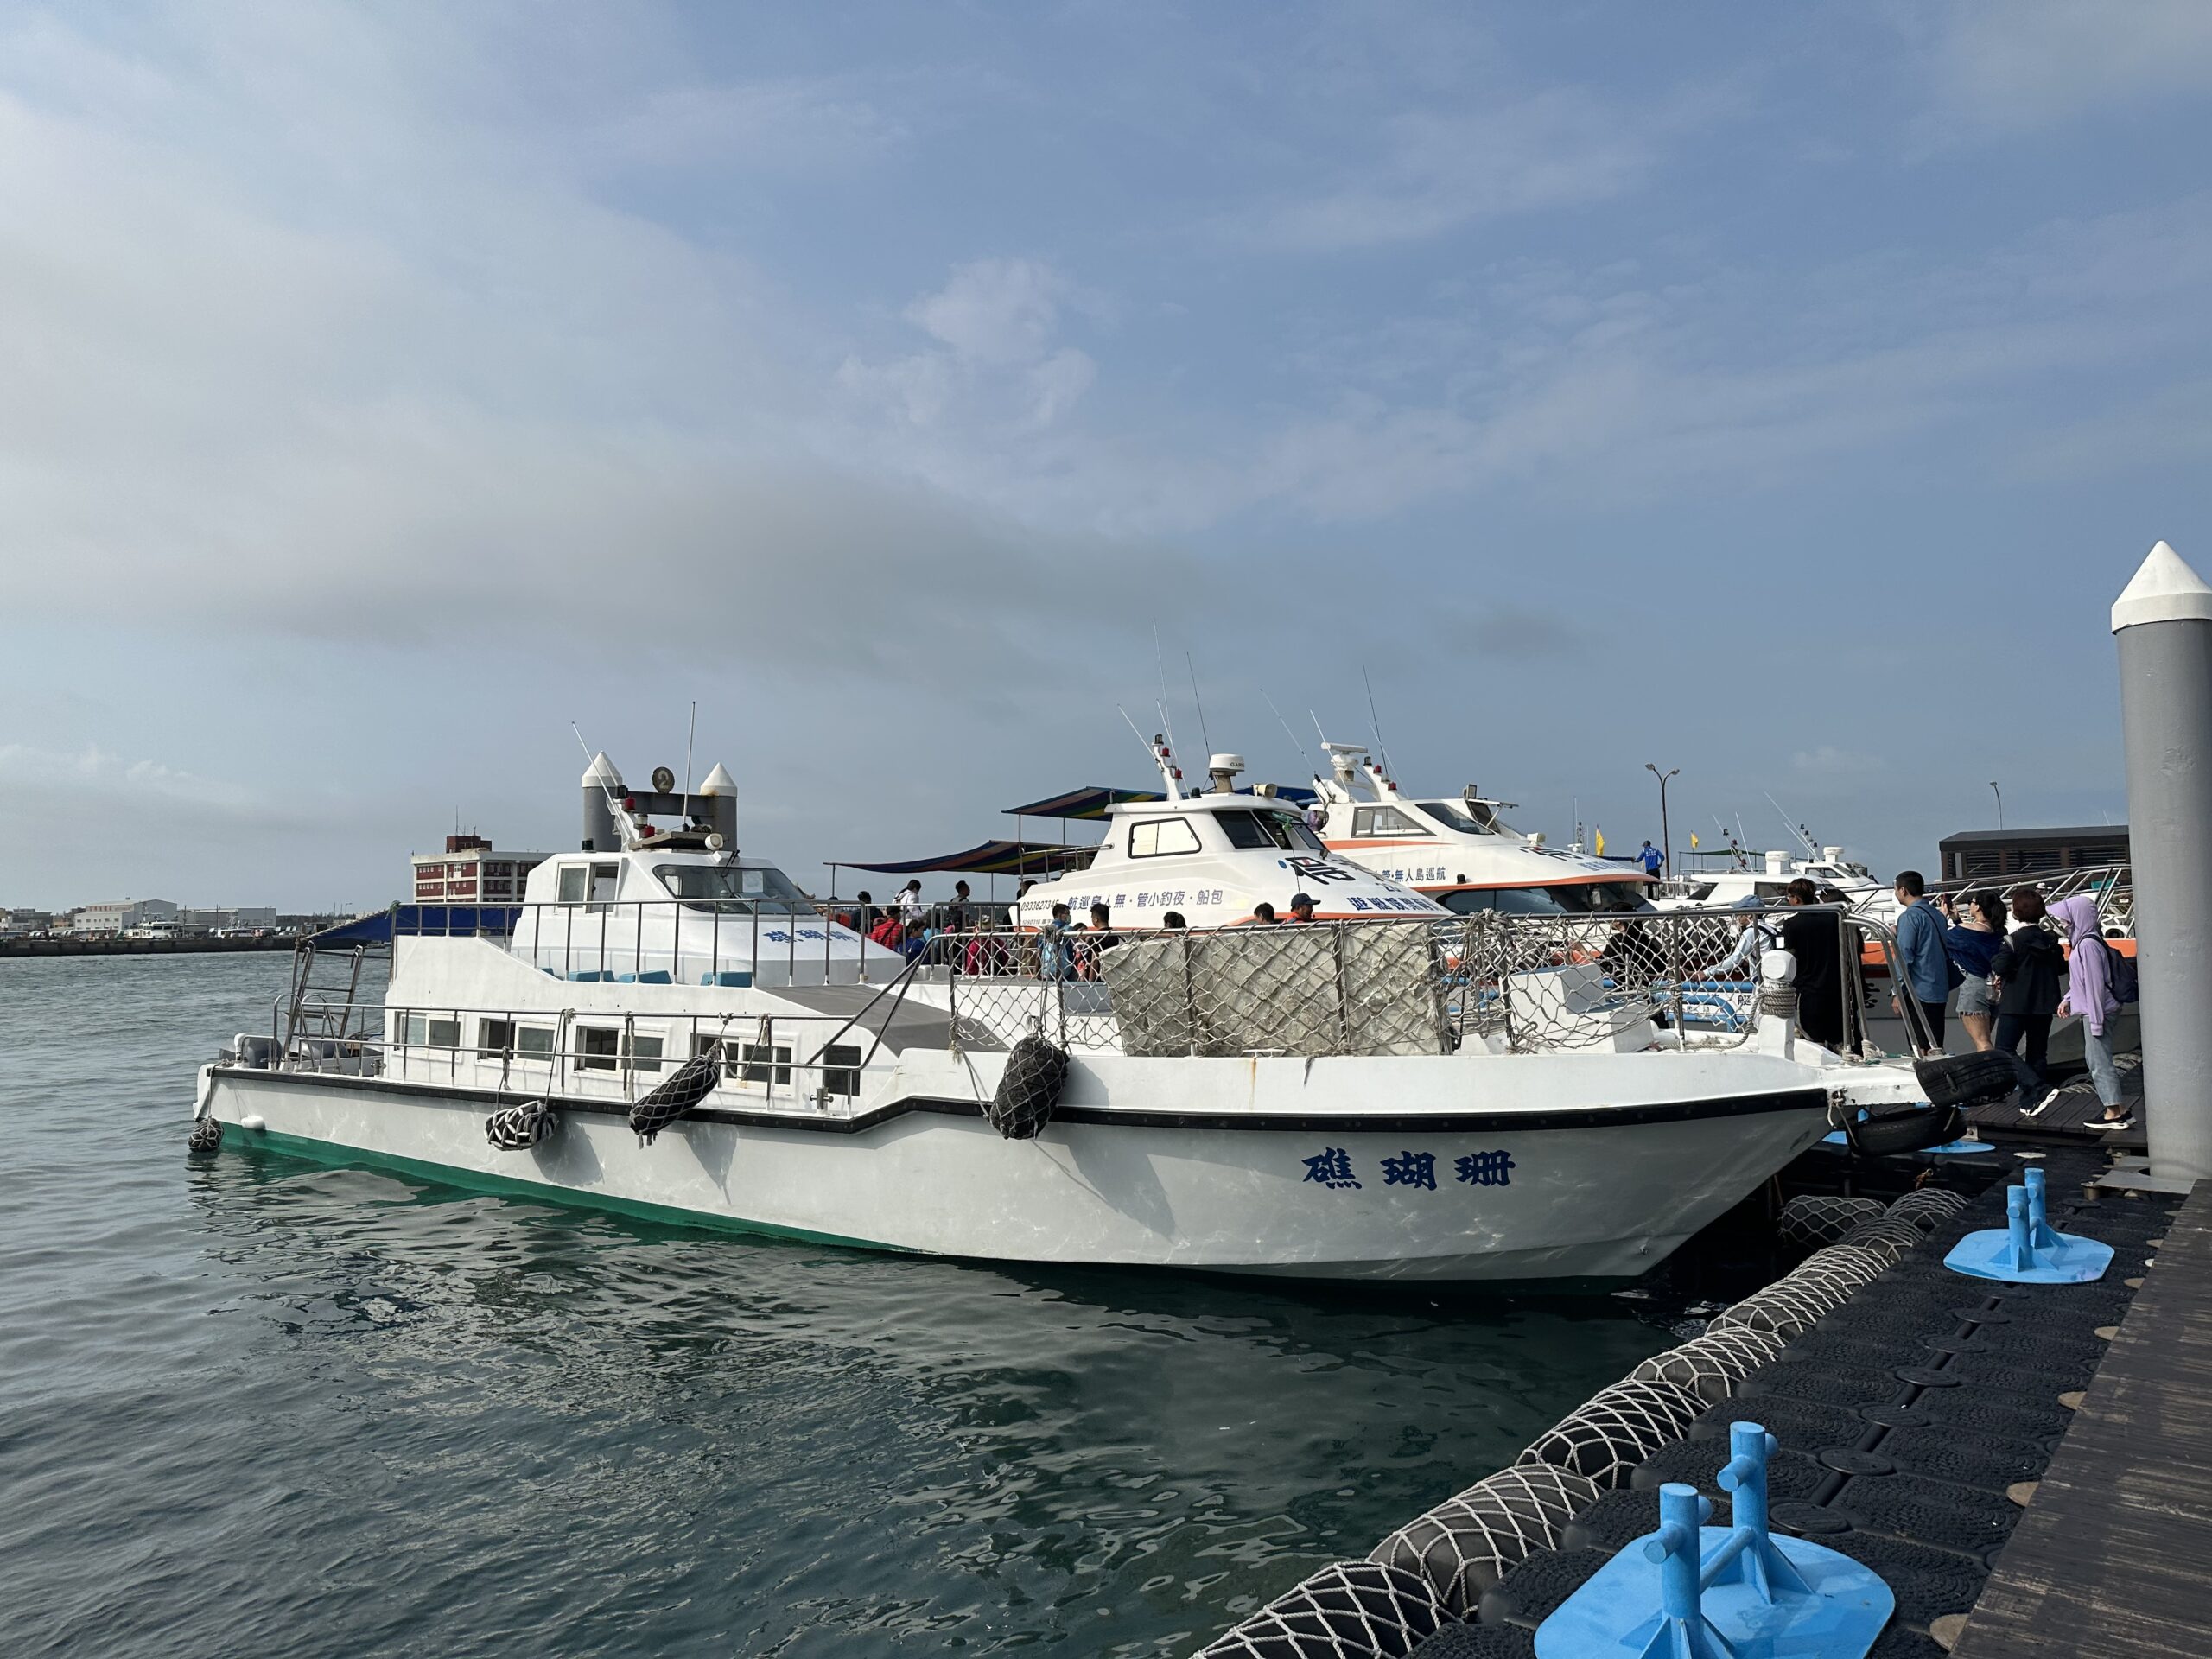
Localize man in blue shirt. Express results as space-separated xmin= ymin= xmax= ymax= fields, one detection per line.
xmin=1891 ymin=868 xmax=1953 ymax=1055
xmin=1638 ymin=840 xmax=1664 ymax=877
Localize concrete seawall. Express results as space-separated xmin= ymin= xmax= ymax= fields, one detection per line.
xmin=0 ymin=935 xmax=302 ymax=958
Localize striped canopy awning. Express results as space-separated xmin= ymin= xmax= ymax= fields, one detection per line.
xmin=836 ymin=840 xmax=1094 ymax=876
xmin=1001 ymin=786 xmax=1166 ymax=820
xmin=1002 ymin=783 xmax=1317 ymax=818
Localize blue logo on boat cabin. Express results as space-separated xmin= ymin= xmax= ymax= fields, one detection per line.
xmin=1381 ymin=1150 xmax=1436 ymax=1190
xmin=1302 ymin=1147 xmax=1361 ymax=1189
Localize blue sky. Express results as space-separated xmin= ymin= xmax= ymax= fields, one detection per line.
xmin=2 ymin=1 xmax=2205 ymax=910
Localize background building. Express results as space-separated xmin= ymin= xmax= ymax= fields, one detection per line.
xmin=1938 ymin=825 xmax=2131 ymax=884
xmin=411 ymin=834 xmax=547 ymax=904
xmin=75 ymin=899 xmax=180 ymax=933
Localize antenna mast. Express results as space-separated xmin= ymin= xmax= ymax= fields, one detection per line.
xmin=1262 ymin=688 xmax=1314 ymax=775
xmin=1362 ymin=664 xmax=1395 ymax=780
xmin=683 ymin=700 xmax=697 ymax=798
xmin=1185 ymin=652 xmax=1212 ymax=758
xmin=1118 ymin=705 xmax=1185 ymax=802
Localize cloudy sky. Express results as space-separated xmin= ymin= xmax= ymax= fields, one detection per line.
xmin=3 ymin=1 xmax=2206 ymax=911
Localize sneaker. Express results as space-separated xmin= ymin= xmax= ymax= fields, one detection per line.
xmin=2020 ymin=1088 xmax=2060 ymax=1118
xmin=2092 ymin=1115 xmax=2135 ymax=1131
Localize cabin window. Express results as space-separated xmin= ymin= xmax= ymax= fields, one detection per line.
xmin=740 ymin=1042 xmax=792 ymax=1086
xmin=557 ymin=866 xmax=587 ymax=905
xmin=1352 ymin=806 xmax=1431 ymax=838
xmin=588 ymin=864 xmax=620 ymax=912
xmin=1129 ymin=817 xmax=1201 ymax=858
xmin=820 ymin=1043 xmax=863 ymax=1096
xmin=1216 ymin=810 xmax=1326 ymax=855
xmin=1420 ymin=799 xmax=1502 ymax=836
xmin=516 ymin=1027 xmax=555 ymax=1058
xmin=477 ymin=1017 xmax=514 ymax=1058
xmin=403 ymin=1013 xmax=427 ymax=1046
xmin=578 ymin=1026 xmax=620 ymax=1070
xmin=427 ymin=1017 xmax=461 ymax=1049
xmin=628 ymin=1032 xmax=664 ymax=1074
xmin=654 ymin=862 xmax=812 ymax=915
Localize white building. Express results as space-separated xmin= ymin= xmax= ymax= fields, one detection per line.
xmin=76 ymin=899 xmax=179 ymax=933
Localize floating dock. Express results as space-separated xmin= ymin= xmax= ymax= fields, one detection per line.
xmin=1195 ymin=1145 xmax=2202 ymax=1658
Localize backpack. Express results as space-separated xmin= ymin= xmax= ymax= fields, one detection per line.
xmin=2109 ymin=944 xmax=2139 ymax=1005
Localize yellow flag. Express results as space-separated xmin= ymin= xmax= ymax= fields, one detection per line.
xmin=1594 ymin=828 xmax=1606 ymax=856
xmin=1690 ymin=831 xmax=1700 ymax=849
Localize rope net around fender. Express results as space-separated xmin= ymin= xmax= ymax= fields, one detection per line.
xmin=627 ymin=1052 xmax=719 ymax=1144
xmin=937 ymin=906 xmax=1795 ymax=1058
xmin=1192 ymin=1560 xmax=1446 ymax=1659
xmin=1365 ymin=1464 xmax=1603 ymax=1618
xmin=486 ymin=1098 xmax=558 ymax=1151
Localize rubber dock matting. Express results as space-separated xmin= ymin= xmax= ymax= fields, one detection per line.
xmin=1949 ymin=1173 xmax=2212 ymax=1659
xmin=1403 ymin=1147 xmax=2177 ymax=1659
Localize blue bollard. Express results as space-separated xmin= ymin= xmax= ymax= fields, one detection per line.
xmin=1633 ymin=1484 xmax=1730 ymax=1659
xmin=2025 ymin=1166 xmax=2061 ymax=1249
xmin=1539 ymin=1422 xmax=1897 ymax=1658
xmin=1707 ymin=1422 xmax=1811 ymax=1604
xmin=1946 ymin=1179 xmax=2114 ymax=1284
xmin=2007 ymin=1185 xmax=2034 ymax=1272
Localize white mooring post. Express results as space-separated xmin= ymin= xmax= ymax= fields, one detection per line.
xmin=2113 ymin=539 xmax=2212 ymax=1190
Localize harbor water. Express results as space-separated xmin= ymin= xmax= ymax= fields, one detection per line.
xmin=3 ymin=955 xmax=1679 ymax=1656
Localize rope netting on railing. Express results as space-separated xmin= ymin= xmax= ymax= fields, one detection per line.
xmin=942 ymin=907 xmax=1796 ymax=1058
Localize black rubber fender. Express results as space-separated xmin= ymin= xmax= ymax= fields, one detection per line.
xmin=988 ymin=1033 xmax=1068 ymax=1140
xmin=1913 ymin=1051 xmax=2019 ymax=1110
xmin=1843 ymin=1103 xmax=1965 ymax=1157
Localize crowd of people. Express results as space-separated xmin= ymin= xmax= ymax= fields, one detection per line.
xmin=1694 ymin=868 xmax=2134 ymax=1125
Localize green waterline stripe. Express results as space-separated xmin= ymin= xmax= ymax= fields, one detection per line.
xmin=228 ymin=1125 xmax=911 ymax=1255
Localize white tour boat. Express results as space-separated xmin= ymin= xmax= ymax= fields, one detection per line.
xmin=1009 ymin=736 xmax=1446 ymax=930
xmin=1306 ymin=742 xmax=1655 ymax=917
xmin=190 ymin=752 xmax=1941 ymax=1283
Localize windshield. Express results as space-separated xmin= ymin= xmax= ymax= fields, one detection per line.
xmin=1439 ymin=881 xmax=1656 ymax=917
xmin=654 ymin=863 xmax=815 ymax=915
xmin=1419 ymin=800 xmax=1512 ymax=836
xmin=1215 ymin=809 xmax=1326 ymax=855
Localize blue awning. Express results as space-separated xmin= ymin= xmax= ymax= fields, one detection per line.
xmin=307 ymin=905 xmax=523 ymax=946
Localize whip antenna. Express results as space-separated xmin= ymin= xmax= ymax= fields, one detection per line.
xmin=1185 ymin=652 xmax=1212 ymax=758
xmin=1262 ymin=689 xmax=1313 ymax=774
xmin=1362 ymin=664 xmax=1395 ymax=779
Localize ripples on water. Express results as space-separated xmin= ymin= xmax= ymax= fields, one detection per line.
xmin=1 ymin=955 xmax=1678 ymax=1656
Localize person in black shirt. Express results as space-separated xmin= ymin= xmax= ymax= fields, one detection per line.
xmin=1778 ymin=878 xmax=1849 ymax=1050
xmin=1991 ymin=887 xmax=2063 ymax=1115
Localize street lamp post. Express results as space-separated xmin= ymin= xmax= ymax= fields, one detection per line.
xmin=1645 ymin=763 xmax=1681 ymax=880
xmin=1989 ymin=781 xmax=2004 ymax=829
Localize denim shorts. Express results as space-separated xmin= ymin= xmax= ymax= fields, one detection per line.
xmin=1955 ymin=973 xmax=1994 ymax=1016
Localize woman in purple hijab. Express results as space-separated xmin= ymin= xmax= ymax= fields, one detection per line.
xmin=2052 ymin=895 xmax=2129 ymax=1130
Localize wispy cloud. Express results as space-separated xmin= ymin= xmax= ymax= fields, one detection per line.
xmin=1247 ymin=90 xmax=1656 ymax=251
xmin=1911 ymin=0 xmax=2212 ymax=137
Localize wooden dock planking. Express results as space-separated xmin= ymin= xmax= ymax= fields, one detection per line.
xmin=1950 ymin=1179 xmax=2212 ymax=1658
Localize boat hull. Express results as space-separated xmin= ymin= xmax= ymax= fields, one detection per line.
xmin=197 ymin=1063 xmax=1832 ymax=1282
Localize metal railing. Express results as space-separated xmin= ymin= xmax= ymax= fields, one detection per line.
xmin=938 ymin=906 xmax=1912 ymax=1058
xmin=391 ymin=895 xmax=1018 ymax=987
xmin=253 ymin=907 xmax=1912 ymax=1084
xmin=257 ymin=962 xmax=931 ymax=1114
xmin=1938 ymin=862 xmax=2132 ymax=934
